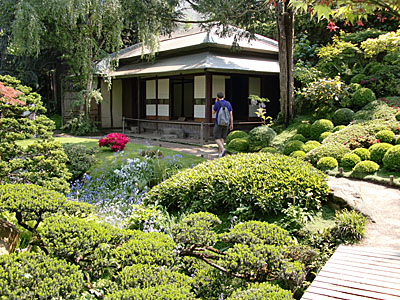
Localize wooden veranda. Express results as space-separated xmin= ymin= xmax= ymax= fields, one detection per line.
xmin=301 ymin=245 xmax=400 ymax=300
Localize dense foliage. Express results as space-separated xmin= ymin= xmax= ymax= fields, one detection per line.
xmin=248 ymin=126 xmax=277 ymax=151
xmin=63 ymin=143 xmax=97 ymax=180
xmin=145 ymin=153 xmax=329 ymax=218
xmin=0 ymin=75 xmax=71 ymax=193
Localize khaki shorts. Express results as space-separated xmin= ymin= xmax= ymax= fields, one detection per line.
xmin=214 ymin=124 xmax=229 ymax=139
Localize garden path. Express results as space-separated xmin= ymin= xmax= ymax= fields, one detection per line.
xmin=128 ymin=137 xmax=400 ymax=250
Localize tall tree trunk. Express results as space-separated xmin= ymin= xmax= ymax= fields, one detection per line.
xmin=277 ymin=1 xmax=295 ymax=126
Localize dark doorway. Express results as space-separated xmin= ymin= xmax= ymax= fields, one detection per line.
xmin=171 ymin=78 xmax=194 ymax=120
xmin=226 ymin=75 xmax=249 ymax=121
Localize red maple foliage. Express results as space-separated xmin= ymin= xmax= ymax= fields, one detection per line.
xmin=0 ymin=82 xmax=25 ymax=106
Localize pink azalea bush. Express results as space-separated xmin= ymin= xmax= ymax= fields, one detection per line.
xmin=99 ymin=133 xmax=129 ymax=152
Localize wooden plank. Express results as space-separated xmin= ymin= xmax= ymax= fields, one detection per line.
xmin=302 ymin=292 xmax=340 ymax=300
xmin=324 ymin=261 xmax=400 ymax=282
xmin=311 ymin=281 xmax=400 ymax=300
xmin=315 ymin=275 xmax=400 ymax=297
xmin=338 ymin=246 xmax=400 ymax=256
xmin=327 ymin=257 xmax=400 ymax=275
xmin=318 ymin=270 xmax=400 ymax=292
xmin=331 ymin=252 xmax=400 ymax=269
xmin=337 ymin=247 xmax=400 ymax=262
xmin=305 ymin=285 xmax=375 ymax=300
xmin=321 ymin=265 xmax=400 ymax=285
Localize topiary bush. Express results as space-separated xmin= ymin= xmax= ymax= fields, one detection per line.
xmin=62 ymin=143 xmax=97 ymax=180
xmin=227 ymin=138 xmax=249 ymax=153
xmin=302 ymin=140 xmax=320 ymax=153
xmin=144 ymin=153 xmax=329 ymax=217
xmin=248 ymin=126 xmax=277 ymax=150
xmin=296 ymin=123 xmax=311 ymax=138
xmin=340 ymin=153 xmax=361 ymax=169
xmin=283 ymin=140 xmax=305 ymax=156
xmin=319 ymin=131 xmax=332 ymax=142
xmin=382 ymin=145 xmax=400 ymax=171
xmin=260 ymin=146 xmax=278 ymax=153
xmin=352 ymin=160 xmax=380 ymax=176
xmin=352 ymin=148 xmax=370 ymax=161
xmin=333 ymin=125 xmax=346 ymax=132
xmin=351 ymin=87 xmax=376 ymax=109
xmin=375 ymin=130 xmax=394 ymax=144
xmin=226 ymin=130 xmax=249 ymax=145
xmin=0 ymin=252 xmax=84 ymax=299
xmin=330 ymin=209 xmax=367 ymax=244
xmin=0 ymin=75 xmax=71 ymax=194
xmin=104 ymin=284 xmax=195 ymax=300
xmin=369 ymin=143 xmax=393 ymax=164
xmin=227 ymin=282 xmax=294 ymax=300
xmin=291 ymin=134 xmax=307 ymax=142
xmin=310 ymin=119 xmax=334 ymax=140
xmin=316 ymin=157 xmax=338 ymax=171
xmin=306 ymin=143 xmax=350 ymax=165
xmin=332 ymin=108 xmax=355 ymax=126
xmin=290 ymin=150 xmax=306 ymax=160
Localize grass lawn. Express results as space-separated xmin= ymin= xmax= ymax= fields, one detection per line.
xmin=17 ymin=137 xmax=206 ymax=171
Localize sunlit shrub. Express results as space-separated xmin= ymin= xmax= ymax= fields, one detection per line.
xmin=316 ymin=157 xmax=338 ymax=171
xmin=369 ymin=143 xmax=393 ymax=164
xmin=382 ymin=145 xmax=400 ymax=171
xmin=310 ymin=119 xmax=334 ymax=140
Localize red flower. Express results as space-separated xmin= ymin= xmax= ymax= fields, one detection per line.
xmin=326 ymin=20 xmax=339 ymax=32
xmin=376 ymin=139 xmax=380 ymax=143
xmin=99 ymin=133 xmax=129 ymax=152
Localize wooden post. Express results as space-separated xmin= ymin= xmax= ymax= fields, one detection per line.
xmin=339 ymin=167 xmax=343 ymax=176
xmin=205 ymin=72 xmax=212 ymax=139
xmin=390 ymin=175 xmax=394 ymax=186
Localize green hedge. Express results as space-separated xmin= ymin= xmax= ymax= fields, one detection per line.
xmin=302 ymin=141 xmax=320 ymax=153
xmin=227 ymin=282 xmax=294 ymax=300
xmin=352 ymin=148 xmax=370 ymax=161
xmin=248 ymin=126 xmax=277 ymax=150
xmin=0 ymin=252 xmax=84 ymax=299
xmin=283 ymin=140 xmax=305 ymax=156
xmin=104 ymin=284 xmax=195 ymax=300
xmin=296 ymin=123 xmax=311 ymax=138
xmin=319 ymin=131 xmax=332 ymax=142
xmin=351 ymin=88 xmax=376 ymax=109
xmin=226 ymin=130 xmax=249 ymax=145
xmin=332 ymin=108 xmax=354 ymax=126
xmin=369 ymin=143 xmax=393 ymax=164
xmin=310 ymin=119 xmax=334 ymax=140
xmin=144 ymin=153 xmax=329 ymax=217
xmin=382 ymin=145 xmax=400 ymax=171
xmin=317 ymin=157 xmax=338 ymax=171
xmin=227 ymin=138 xmax=249 ymax=153
xmin=290 ymin=150 xmax=306 ymax=160
xmin=306 ymin=143 xmax=351 ymax=165
xmin=375 ymin=130 xmax=394 ymax=144
xmin=340 ymin=153 xmax=361 ymax=169
xmin=352 ymin=160 xmax=380 ymax=175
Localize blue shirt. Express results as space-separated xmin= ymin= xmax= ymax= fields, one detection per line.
xmin=213 ymin=100 xmax=232 ymax=125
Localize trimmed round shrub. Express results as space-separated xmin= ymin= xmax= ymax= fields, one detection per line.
xmin=351 ymin=88 xmax=376 ymax=109
xmin=302 ymin=141 xmax=320 ymax=153
xmin=117 ymin=264 xmax=191 ymax=290
xmin=0 ymin=252 xmax=84 ymax=299
xmin=248 ymin=126 xmax=277 ymax=149
xmin=375 ymin=130 xmax=394 ymax=144
xmin=296 ymin=123 xmax=311 ymax=138
xmin=352 ymin=160 xmax=379 ymax=175
xmin=227 ymin=138 xmax=249 ymax=153
xmin=352 ymin=148 xmax=370 ymax=161
xmin=226 ymin=130 xmax=249 ymax=145
xmin=332 ymin=108 xmax=355 ymax=126
xmin=310 ymin=119 xmax=334 ymax=140
xmin=283 ymin=140 xmax=305 ymax=156
xmin=350 ymin=74 xmax=367 ymax=84
xmin=63 ymin=143 xmax=97 ymax=180
xmin=104 ymin=284 xmax=194 ymax=300
xmin=290 ymin=150 xmax=306 ymax=160
xmin=260 ymin=146 xmax=278 ymax=153
xmin=369 ymin=143 xmax=394 ymax=164
xmin=340 ymin=153 xmax=361 ymax=169
xmin=349 ymin=83 xmax=361 ymax=93
xmin=306 ymin=143 xmax=351 ymax=165
xmin=317 ymin=157 xmax=338 ymax=171
xmin=227 ymin=282 xmax=293 ymax=300
xmin=396 ymin=112 xmax=400 ymax=121
xmin=319 ymin=131 xmax=332 ymax=142
xmin=333 ymin=125 xmax=346 ymax=132
xmin=144 ymin=153 xmax=330 ymax=216
xmin=382 ymin=145 xmax=400 ymax=171
xmin=291 ymin=134 xmax=307 ymax=142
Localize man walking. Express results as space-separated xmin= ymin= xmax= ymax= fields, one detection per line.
xmin=213 ymin=92 xmax=233 ymax=157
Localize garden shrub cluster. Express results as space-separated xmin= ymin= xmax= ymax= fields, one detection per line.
xmin=226 ymin=130 xmax=249 ymax=145
xmin=0 ymin=75 xmax=71 ymax=194
xmin=247 ymin=126 xmax=277 ymax=152
xmin=145 ymin=152 xmax=329 ymax=218
xmin=310 ymin=119 xmax=334 ymax=140
xmin=62 ymin=143 xmax=97 ymax=180
xmin=332 ymin=108 xmax=354 ymax=125
xmin=227 ymin=137 xmax=249 ymax=153
xmin=316 ymin=157 xmax=338 ymax=171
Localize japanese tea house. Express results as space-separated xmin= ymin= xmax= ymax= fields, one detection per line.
xmin=97 ymin=26 xmax=280 ymax=139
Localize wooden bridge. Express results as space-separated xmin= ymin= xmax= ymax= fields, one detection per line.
xmin=302 ymin=245 xmax=400 ymax=300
